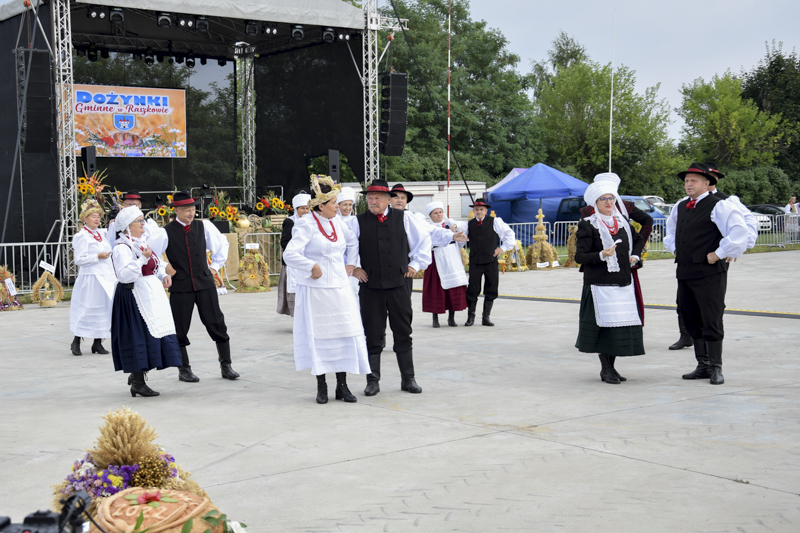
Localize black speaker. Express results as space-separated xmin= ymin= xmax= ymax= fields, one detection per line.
xmin=379 ymin=72 xmax=408 ymax=157
xmin=22 ymin=51 xmax=53 ymax=154
xmin=81 ymin=146 xmax=97 ymax=176
xmin=328 ymin=149 xmax=340 ymax=182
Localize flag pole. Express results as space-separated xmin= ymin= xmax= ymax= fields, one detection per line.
xmin=608 ymin=9 xmax=616 ymax=173
xmin=446 ymin=0 xmax=452 ymax=217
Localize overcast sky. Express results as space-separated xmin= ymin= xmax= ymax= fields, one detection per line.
xmin=468 ymin=0 xmax=800 ymax=141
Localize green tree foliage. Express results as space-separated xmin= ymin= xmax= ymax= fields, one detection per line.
xmin=73 ymin=53 xmax=237 ymax=193
xmin=379 ymin=0 xmax=544 ymax=183
xmin=677 ymin=72 xmax=784 ymax=168
xmin=530 ymin=30 xmax=587 ymax=100
xmin=741 ymin=41 xmax=800 ymax=178
xmin=720 ymin=166 xmax=793 ymax=205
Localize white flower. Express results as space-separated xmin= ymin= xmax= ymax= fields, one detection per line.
xmin=227 ymin=522 xmax=247 ymax=533
xmin=169 ymin=128 xmax=182 ymax=133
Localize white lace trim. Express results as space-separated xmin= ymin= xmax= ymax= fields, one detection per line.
xmin=591 ymin=282 xmax=641 ymax=328
xmin=587 ymin=209 xmax=633 ymax=273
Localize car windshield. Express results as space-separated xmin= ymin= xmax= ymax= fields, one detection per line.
xmin=634 ymin=199 xmax=653 ymax=212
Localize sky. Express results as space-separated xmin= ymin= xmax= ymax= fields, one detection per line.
xmin=468 ymin=0 xmax=800 ymax=141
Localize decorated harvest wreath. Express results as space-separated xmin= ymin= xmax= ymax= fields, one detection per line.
xmin=53 ymin=407 xmax=247 ymax=533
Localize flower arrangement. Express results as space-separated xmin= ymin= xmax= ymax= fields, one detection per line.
xmin=0 ymin=265 xmax=23 ymax=311
xmin=207 ymin=189 xmax=239 ymax=222
xmin=76 ymin=168 xmax=112 ymax=209
xmin=255 ymin=191 xmax=292 ymax=216
xmin=152 ymin=195 xmax=176 ymax=225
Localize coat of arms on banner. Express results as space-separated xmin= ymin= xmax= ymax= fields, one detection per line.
xmin=113 ymin=114 xmax=135 ymax=131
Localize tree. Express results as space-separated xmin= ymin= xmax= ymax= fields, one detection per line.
xmin=530 ymin=30 xmax=588 ymax=99
xmin=676 ymin=72 xmax=784 ymax=168
xmin=379 ymin=0 xmax=544 ymax=183
xmin=721 ymin=166 xmax=793 ymax=205
xmin=741 ymin=41 xmax=800 ymax=178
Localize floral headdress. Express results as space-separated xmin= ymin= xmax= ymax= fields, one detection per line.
xmin=308 ymin=174 xmax=341 ymax=208
xmin=79 ymin=198 xmax=105 ymax=220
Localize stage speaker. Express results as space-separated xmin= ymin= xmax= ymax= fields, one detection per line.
xmin=81 ymin=146 xmax=97 ymax=176
xmin=22 ymin=50 xmax=53 ymax=153
xmin=328 ymin=149 xmax=340 ymax=182
xmin=379 ymin=72 xmax=408 ymax=157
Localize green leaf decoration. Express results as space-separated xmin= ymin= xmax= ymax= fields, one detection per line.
xmin=203 ymin=530 xmax=211 ymax=533
xmin=204 ymin=517 xmax=220 ymax=527
xmin=124 ymin=494 xmax=139 ymax=501
xmin=181 ymin=517 xmax=194 ymax=533
xmin=130 ymin=502 xmax=138 ymax=506
xmin=240 ymin=524 xmax=247 ymax=528
xmin=135 ymin=511 xmax=145 ymax=530
xmin=148 ymin=502 xmax=160 ymax=508
xmin=203 ymin=510 xmax=220 ymax=517
xmin=160 ymin=497 xmax=179 ymax=503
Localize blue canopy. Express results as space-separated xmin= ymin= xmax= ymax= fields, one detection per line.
xmin=488 ymin=163 xmax=588 ymax=201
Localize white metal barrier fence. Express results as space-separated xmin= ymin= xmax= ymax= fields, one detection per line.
xmin=242 ymin=232 xmax=284 ymax=276
xmin=506 ymin=222 xmax=551 ymax=248
xmin=0 ymin=241 xmax=74 ymax=294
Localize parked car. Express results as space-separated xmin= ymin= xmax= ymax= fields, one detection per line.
xmin=654 ymin=203 xmax=674 ymax=216
xmin=747 ymin=204 xmax=785 ymax=232
xmin=643 ymin=195 xmax=666 ymax=207
xmin=554 ymin=195 xmax=667 ymax=241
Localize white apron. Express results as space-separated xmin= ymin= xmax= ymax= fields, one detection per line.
xmin=590 ymin=281 xmax=641 ymax=328
xmin=434 ymin=243 xmax=468 ymax=290
xmin=132 ymin=275 xmax=176 ymax=338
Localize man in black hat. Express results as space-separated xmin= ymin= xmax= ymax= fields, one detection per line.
xmin=120 ymin=190 xmax=168 ymax=256
xmin=664 ymin=164 xmax=748 ymax=385
xmin=352 ymin=180 xmax=431 ymax=396
xmin=459 ymin=197 xmax=515 ymax=326
xmin=164 ymin=191 xmax=239 ymax=382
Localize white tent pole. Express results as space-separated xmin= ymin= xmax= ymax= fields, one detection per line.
xmin=446 ymin=0 xmax=451 ymax=217
xmin=608 ymin=9 xmax=616 ymax=173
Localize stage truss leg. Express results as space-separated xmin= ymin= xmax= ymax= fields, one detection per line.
xmin=52 ymin=0 xmax=77 ymax=280
xmin=236 ymin=47 xmax=257 ymax=206
xmin=362 ymin=1 xmax=407 ymax=185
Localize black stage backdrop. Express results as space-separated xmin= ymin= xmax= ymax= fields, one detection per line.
xmin=254 ymin=36 xmax=364 ymax=198
xmin=0 ymin=10 xmax=59 ymax=243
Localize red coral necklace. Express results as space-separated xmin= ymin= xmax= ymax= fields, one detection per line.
xmin=312 ymin=212 xmax=338 ymax=242
xmin=602 ymin=217 xmax=619 ymax=235
xmin=84 ymin=226 xmax=103 ymax=242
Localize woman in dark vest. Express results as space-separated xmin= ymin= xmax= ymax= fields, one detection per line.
xmin=575 ymin=178 xmax=646 ymax=384
xmin=110 ymin=206 xmax=182 ymax=397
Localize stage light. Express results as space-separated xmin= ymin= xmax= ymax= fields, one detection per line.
xmin=76 ymin=48 xmax=86 ymax=57
xmin=87 ymin=49 xmax=98 ymax=62
xmin=157 ymin=53 xmax=165 ymax=63
xmin=264 ymin=22 xmax=278 ymax=35
xmin=175 ymin=55 xmax=184 ymax=64
xmin=245 ymin=21 xmax=259 ymax=36
xmin=186 ymin=56 xmax=195 ymax=68
xmin=144 ymin=54 xmax=154 ymax=66
xmin=196 ymin=16 xmax=209 ymax=33
xmin=291 ymin=25 xmax=304 ymax=41
xmin=157 ymin=13 xmax=172 ymax=27
xmin=200 ymin=57 xmax=207 ymax=66
xmin=322 ymin=27 xmax=335 ymax=43
xmin=87 ymin=6 xmax=106 ymax=20
xmin=337 ymin=30 xmax=351 ymax=41
xmin=133 ymin=52 xmax=142 ymax=61
xmin=109 ymin=7 xmax=124 ymax=24
xmin=218 ymin=58 xmax=227 ymax=67
xmin=100 ymin=49 xmax=109 ymax=59
xmin=178 ymin=15 xmax=195 ymax=29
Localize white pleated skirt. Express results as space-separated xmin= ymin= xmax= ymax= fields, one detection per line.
xmin=293 ymin=284 xmax=370 ymax=375
xmin=70 ymin=272 xmax=116 ymax=338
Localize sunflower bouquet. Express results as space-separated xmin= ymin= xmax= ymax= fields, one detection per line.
xmin=76 ymin=168 xmax=111 ymax=209
xmin=154 ymin=197 xmax=175 ymax=225
xmin=207 ymin=189 xmax=239 ymax=223
xmin=255 ymin=192 xmax=292 ymax=216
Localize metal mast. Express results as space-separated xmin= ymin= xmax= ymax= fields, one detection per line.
xmin=236 ymin=44 xmax=257 ymax=206
xmin=446 ymin=0 xmax=451 ymax=217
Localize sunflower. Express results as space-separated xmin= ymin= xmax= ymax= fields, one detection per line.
xmin=78 ymin=184 xmax=89 ymax=194
xmin=232 ymin=206 xmax=238 ymax=214
xmin=167 ymin=194 xmax=173 ymax=203
xmin=78 ymin=177 xmax=87 ymax=184
xmin=226 ymin=206 xmax=233 ymax=213
xmin=168 ymin=206 xmax=174 ymax=212
xmin=277 ymin=200 xmax=284 ymax=209
xmin=209 ymin=207 xmax=219 ymax=216
xmin=249 ymin=274 xmax=256 ymax=279
xmin=158 ymin=207 xmax=167 ymax=216
xmin=256 ymin=202 xmax=265 ymax=211
xmin=88 ymin=185 xmax=96 ymax=195
xmin=271 ymin=197 xmax=279 ymax=208
xmin=226 ymin=212 xmax=234 ymax=221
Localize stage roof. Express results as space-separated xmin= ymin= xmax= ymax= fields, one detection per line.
xmin=0 ymin=0 xmax=43 ymax=22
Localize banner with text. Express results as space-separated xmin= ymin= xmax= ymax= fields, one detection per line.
xmin=73 ymin=84 xmax=186 ymax=158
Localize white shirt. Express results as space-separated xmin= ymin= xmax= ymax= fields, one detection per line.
xmin=174 ymin=218 xmax=230 ymax=272
xmin=283 ymin=213 xmax=358 ymax=288
xmin=112 ymin=241 xmax=167 ymax=284
xmin=349 ymin=208 xmax=433 ymax=272
xmin=72 ymin=227 xmax=114 ymax=276
xmin=712 ymin=190 xmax=758 ymax=249
xmin=664 ymin=192 xmax=749 ymax=259
xmin=786 ymin=203 xmax=799 ymax=214
xmin=460 ymin=216 xmax=516 ymax=252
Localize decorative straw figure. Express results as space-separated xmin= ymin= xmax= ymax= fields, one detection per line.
xmin=32 ymin=271 xmax=64 ymax=307
xmin=0 ymin=265 xmax=24 ymax=311
xmin=237 ymin=248 xmax=271 ymax=292
xmin=566 ymin=225 xmax=579 ymax=267
xmin=525 ymin=208 xmax=559 ymax=269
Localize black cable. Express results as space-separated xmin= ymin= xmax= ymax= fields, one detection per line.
xmin=387 ymin=0 xmax=475 ymax=204
xmin=1 ymin=2 xmax=44 ymax=243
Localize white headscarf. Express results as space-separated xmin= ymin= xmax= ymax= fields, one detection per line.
xmin=114 ymin=206 xmax=149 ymax=259
xmin=583 ymin=179 xmax=633 ymax=273
xmin=338 ymin=187 xmax=356 ymax=204
xmin=290 ymin=193 xmax=311 ymax=221
xmin=425 ymin=201 xmax=444 ymax=217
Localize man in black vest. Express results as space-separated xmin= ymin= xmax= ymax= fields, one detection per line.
xmin=352 ymin=180 xmax=431 ymax=396
xmin=460 ymin=198 xmax=515 ymax=326
xmin=165 ymin=191 xmax=239 ymax=382
xmin=665 ymin=164 xmax=748 ymax=385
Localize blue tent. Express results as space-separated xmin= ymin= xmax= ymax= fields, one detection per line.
xmin=487 ymin=163 xmax=589 ymax=227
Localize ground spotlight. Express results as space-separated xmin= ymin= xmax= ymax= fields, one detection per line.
xmin=264 ymin=22 xmax=278 ymax=35
xmin=200 ymin=57 xmax=207 ymax=66
xmin=186 ymin=56 xmax=195 ymax=68
xmin=144 ymin=53 xmax=154 ymax=66
xmin=218 ymin=58 xmax=227 ymax=67
xmin=196 ymin=16 xmax=209 ymax=33
xmin=157 ymin=12 xmax=172 ymax=27
xmin=87 ymin=48 xmax=98 ymax=62
xmin=245 ymin=20 xmax=259 ymax=36
xmin=87 ymin=6 xmax=106 ymax=20
xmin=322 ymin=27 xmax=335 ymax=43
xmin=178 ymin=15 xmax=195 ymax=29
xmin=109 ymin=7 xmax=124 ymax=24
xmin=291 ymin=24 xmax=304 ymax=41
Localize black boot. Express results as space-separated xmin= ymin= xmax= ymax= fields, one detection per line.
xmin=598 ymin=354 xmax=620 ymax=384
xmin=432 ymin=314 xmax=440 ymax=328
xmin=70 ymin=336 xmax=82 ymax=356
xmin=316 ymin=374 xmax=328 ymax=404
xmin=482 ymin=300 xmax=495 ymax=326
xmin=130 ymin=372 xmax=160 ymax=397
xmin=178 ymin=346 xmax=200 ymax=383
xmin=608 ymin=355 xmax=626 ymax=382
xmin=91 ymin=338 xmax=109 ymax=354
xmin=397 ymin=351 xmax=422 ymax=393
xmin=464 ymin=301 xmax=476 ymax=326
xmin=669 ymin=315 xmax=694 ymax=350
xmin=217 ymin=341 xmax=240 ymax=380
xmin=447 ymin=310 xmax=457 ymax=327
xmin=682 ymin=341 xmax=711 ymax=380
xmin=364 ymin=352 xmax=381 ymax=396
xmin=707 ymin=340 xmax=724 ymax=385
xmin=335 ymin=372 xmax=357 ymax=402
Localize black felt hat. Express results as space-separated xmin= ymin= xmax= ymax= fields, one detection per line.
xmin=469 ymin=197 xmax=492 ymax=209
xmin=171 ymin=190 xmax=200 ymax=207
xmin=678 ymin=163 xmax=717 ymax=186
xmin=360 ymin=179 xmax=397 ymax=197
xmin=390 ymin=183 xmax=414 ymax=202
xmin=703 ymin=161 xmax=725 ymax=179
xmin=122 ymin=190 xmax=142 ymax=201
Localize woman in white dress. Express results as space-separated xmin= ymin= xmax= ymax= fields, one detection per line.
xmin=70 ymin=199 xmax=117 ymax=355
xmin=282 ymin=175 xmax=370 ymax=404
xmin=336 ymin=186 xmax=361 ymax=298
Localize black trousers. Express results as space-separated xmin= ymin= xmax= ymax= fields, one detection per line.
xmin=170 ymin=287 xmax=230 ymax=347
xmin=360 ymin=284 xmax=414 ymax=380
xmin=467 ymin=261 xmax=499 ymax=303
xmin=677 ymin=272 xmax=727 ymax=342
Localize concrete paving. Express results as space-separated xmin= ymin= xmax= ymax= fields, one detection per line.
xmin=1 ymin=251 xmax=799 ymax=532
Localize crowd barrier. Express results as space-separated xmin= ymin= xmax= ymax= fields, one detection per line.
xmin=242 ymin=232 xmax=284 ymax=276
xmin=506 ymin=222 xmax=551 ymax=247
xmin=0 ymin=241 xmax=73 ymax=295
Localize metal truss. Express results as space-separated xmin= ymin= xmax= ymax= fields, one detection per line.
xmin=52 ymin=0 xmax=78 ymax=280
xmin=236 ymin=46 xmax=257 ymax=207
xmin=362 ymin=1 xmax=407 ymax=184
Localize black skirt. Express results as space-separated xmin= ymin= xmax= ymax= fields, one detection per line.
xmin=111 ymin=283 xmax=183 ymax=373
xmin=575 ymin=284 xmax=645 ymax=357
